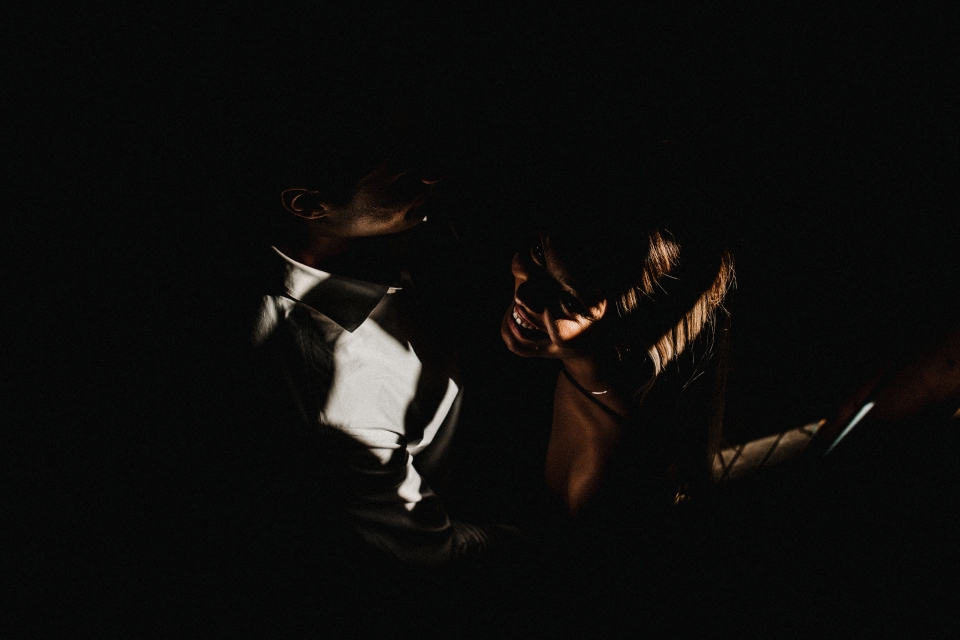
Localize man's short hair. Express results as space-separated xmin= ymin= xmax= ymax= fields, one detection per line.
xmin=247 ymin=68 xmax=452 ymax=205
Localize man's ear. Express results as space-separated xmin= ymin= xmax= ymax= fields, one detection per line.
xmin=281 ymin=188 xmax=330 ymax=219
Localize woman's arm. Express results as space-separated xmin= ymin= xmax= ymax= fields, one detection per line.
xmin=809 ymin=320 xmax=960 ymax=458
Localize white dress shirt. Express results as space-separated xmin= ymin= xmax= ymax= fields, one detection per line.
xmin=250 ymin=247 xmax=488 ymax=564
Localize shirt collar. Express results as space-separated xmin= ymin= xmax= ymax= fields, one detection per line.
xmin=271 ymin=246 xmax=400 ymax=332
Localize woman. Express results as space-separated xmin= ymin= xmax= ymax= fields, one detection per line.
xmin=501 ymin=200 xmax=735 ymax=520
xmin=480 ymin=181 xmax=737 ymax=632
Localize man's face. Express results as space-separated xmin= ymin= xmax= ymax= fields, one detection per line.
xmin=282 ymin=162 xmax=440 ymax=238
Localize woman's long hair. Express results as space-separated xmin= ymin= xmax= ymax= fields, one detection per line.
xmin=613 ymin=229 xmax=735 ymax=399
xmin=539 ymin=144 xmax=735 ymax=497
xmin=616 ymin=225 xmax=735 ymax=498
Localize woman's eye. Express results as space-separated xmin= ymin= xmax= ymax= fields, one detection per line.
xmin=560 ymin=293 xmax=587 ymax=317
xmin=531 ymin=240 xmax=546 ymax=265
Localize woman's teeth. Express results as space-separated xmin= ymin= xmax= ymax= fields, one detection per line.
xmin=512 ymin=307 xmax=539 ymax=331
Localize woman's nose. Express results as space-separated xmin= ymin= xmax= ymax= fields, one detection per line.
xmin=515 ymin=279 xmax=548 ymax=315
xmin=510 ymin=252 xmax=527 ymax=278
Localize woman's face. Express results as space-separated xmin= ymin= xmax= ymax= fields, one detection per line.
xmin=500 ymin=233 xmax=610 ymax=359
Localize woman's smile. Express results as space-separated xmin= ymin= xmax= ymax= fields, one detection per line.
xmin=511 ymin=305 xmax=537 ymax=331
xmin=507 ymin=302 xmax=550 ymax=342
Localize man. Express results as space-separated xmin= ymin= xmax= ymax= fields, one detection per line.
xmin=232 ymin=82 xmax=503 ymax=579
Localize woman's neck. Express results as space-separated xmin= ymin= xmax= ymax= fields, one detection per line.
xmin=546 ymin=369 xmax=628 ymax=516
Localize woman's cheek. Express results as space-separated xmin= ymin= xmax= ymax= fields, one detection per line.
xmin=559 ymin=317 xmax=608 ymax=354
xmin=554 ymin=319 xmax=587 ymax=349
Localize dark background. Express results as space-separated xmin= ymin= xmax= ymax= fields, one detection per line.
xmin=10 ymin=4 xmax=959 ymax=635
xmin=17 ymin=5 xmax=957 ymax=433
